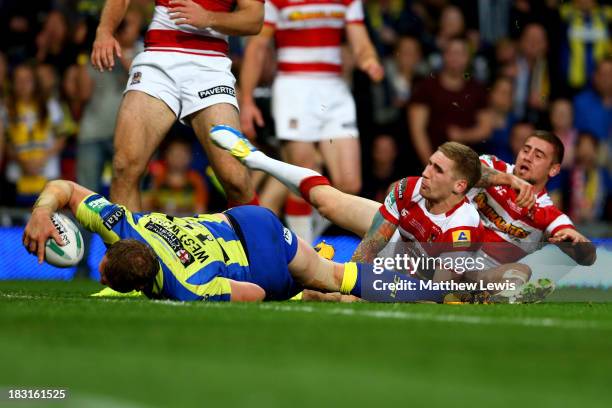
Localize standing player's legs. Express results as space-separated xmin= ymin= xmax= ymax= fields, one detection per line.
xmin=111 ymin=91 xmax=176 ymax=210
xmin=189 ymin=104 xmax=256 ymax=206
xmin=318 ymin=137 xmax=362 ymax=194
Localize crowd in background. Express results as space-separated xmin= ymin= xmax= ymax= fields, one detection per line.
xmin=0 ymin=0 xmax=610 ymax=232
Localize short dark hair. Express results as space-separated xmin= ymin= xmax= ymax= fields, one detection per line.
xmin=104 ymin=239 xmax=159 ymax=293
xmin=438 ymin=142 xmax=482 ymax=190
xmin=528 ymin=130 xmax=565 ymax=164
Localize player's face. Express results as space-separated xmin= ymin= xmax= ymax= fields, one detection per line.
xmin=98 ymin=255 xmax=109 ymax=285
xmin=420 ymin=151 xmax=461 ymax=201
xmin=514 ymin=137 xmax=560 ymax=185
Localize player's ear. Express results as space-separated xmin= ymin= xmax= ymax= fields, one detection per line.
xmin=548 ymin=163 xmax=561 ymax=178
xmin=454 ymin=178 xmax=468 ymax=195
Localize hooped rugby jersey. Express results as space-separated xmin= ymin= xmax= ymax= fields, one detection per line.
xmin=379 ymin=177 xmax=482 ymax=264
xmin=264 ymin=0 xmax=365 ymax=74
xmin=145 ymin=0 xmax=265 ymax=56
xmin=77 ymin=194 xmax=250 ymax=301
xmin=468 ymin=155 xmax=575 ymax=264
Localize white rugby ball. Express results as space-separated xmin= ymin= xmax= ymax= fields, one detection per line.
xmin=45 ymin=213 xmax=85 ymax=267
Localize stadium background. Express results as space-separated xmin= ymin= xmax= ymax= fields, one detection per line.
xmin=0 ymin=0 xmax=611 ymax=281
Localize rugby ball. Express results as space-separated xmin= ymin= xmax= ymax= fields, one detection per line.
xmin=45 ymin=213 xmax=85 ymax=267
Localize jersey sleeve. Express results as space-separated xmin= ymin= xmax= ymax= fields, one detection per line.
xmin=543 ymin=208 xmax=575 ymax=237
xmin=345 ymin=0 xmax=365 ymax=23
xmin=264 ymin=0 xmax=279 ymax=27
xmin=479 ymin=154 xmax=509 ymax=172
xmin=191 ymin=277 xmax=232 ymax=302
xmin=379 ymin=179 xmax=403 ymax=224
xmin=75 ymin=194 xmax=131 ymax=245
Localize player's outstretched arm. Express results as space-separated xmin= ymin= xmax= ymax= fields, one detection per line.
xmin=549 ymin=228 xmax=597 ymax=266
xmin=91 ymin=0 xmax=129 ymax=72
xmin=23 ymin=181 xmax=96 ymax=263
xmin=168 ymin=0 xmax=264 ymax=36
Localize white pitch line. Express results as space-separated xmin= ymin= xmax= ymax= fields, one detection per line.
xmin=1 ymin=292 xmax=610 ymax=330
xmin=253 ymin=303 xmax=612 ymax=331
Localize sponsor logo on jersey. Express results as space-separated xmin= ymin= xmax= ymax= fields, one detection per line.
xmin=473 ymin=192 xmax=530 ymax=239
xmin=102 ymin=207 xmax=126 ymax=230
xmin=144 ymin=220 xmax=211 ymax=267
xmin=85 ymin=195 xmax=111 ymax=213
xmin=288 ymin=10 xmax=345 ymax=21
xmin=130 ymin=71 xmax=142 ymax=85
xmin=198 ymin=86 xmax=235 ymax=99
xmin=452 ymin=230 xmax=471 ymax=247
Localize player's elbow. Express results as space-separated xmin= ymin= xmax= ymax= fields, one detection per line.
xmin=229 ymin=280 xmax=266 ymax=302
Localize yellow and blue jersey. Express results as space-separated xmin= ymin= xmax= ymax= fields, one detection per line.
xmin=77 ymin=194 xmax=249 ymax=301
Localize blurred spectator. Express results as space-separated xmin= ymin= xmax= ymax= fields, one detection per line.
xmin=409 ymin=37 xmax=488 ymax=166
xmin=573 ymin=58 xmax=612 ymax=145
xmin=5 ymin=64 xmax=65 ymax=206
xmin=476 ymin=0 xmax=513 ymax=44
xmin=361 ymin=134 xmax=401 ymax=203
xmin=36 ymin=64 xmax=60 ymax=100
xmin=559 ymin=0 xmax=612 ymax=93
xmin=509 ymin=121 xmax=534 ymax=159
xmin=0 ymin=52 xmax=8 ymax=100
xmin=560 ymin=132 xmax=610 ymax=223
xmin=372 ymin=36 xmax=423 ymax=127
xmin=549 ymin=98 xmax=578 ymax=168
xmin=512 ymin=23 xmax=551 ymax=123
xmin=59 ymin=64 xmax=83 ymax=181
xmin=144 ymin=138 xmax=209 ymax=216
xmin=36 ymin=11 xmax=78 ymax=75
xmin=365 ymin=0 xmax=423 ymax=57
xmin=480 ymin=76 xmax=517 ymax=162
xmin=0 ymin=1 xmax=51 ymax=64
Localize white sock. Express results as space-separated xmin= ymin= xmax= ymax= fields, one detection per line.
xmin=244 ymin=151 xmax=320 ymax=195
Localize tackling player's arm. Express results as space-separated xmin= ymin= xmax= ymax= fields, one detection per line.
xmin=346 ymin=24 xmax=384 ymax=82
xmin=168 ymin=0 xmax=264 ymax=36
xmin=238 ymin=25 xmax=274 ymax=138
xmin=91 ymin=0 xmax=130 ymax=71
xmin=351 ymin=211 xmax=397 ymax=263
xmin=549 ymin=228 xmax=597 ymax=266
xmin=474 ymin=163 xmax=536 ymax=209
xmin=23 ymin=180 xmax=95 ymax=263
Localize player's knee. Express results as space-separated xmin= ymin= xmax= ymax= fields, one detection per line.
xmin=333 ymin=176 xmax=361 ymax=195
xmin=112 ymin=151 xmax=147 ymax=183
xmin=503 ymin=263 xmax=532 ymax=283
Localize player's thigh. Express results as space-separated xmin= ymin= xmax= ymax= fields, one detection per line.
xmin=113 ymin=91 xmax=176 ymax=169
xmin=318 ymin=137 xmax=361 ymax=192
xmin=317 ymin=188 xmax=379 ymax=237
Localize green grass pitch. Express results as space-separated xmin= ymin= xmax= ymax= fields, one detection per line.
xmin=1 ymin=280 xmax=612 ymax=408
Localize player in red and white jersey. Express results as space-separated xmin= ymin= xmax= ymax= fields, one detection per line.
xmin=467 ymin=131 xmax=596 ymax=268
xmin=90 ymin=0 xmax=265 ymax=211
xmin=238 ymin=0 xmax=383 ymax=242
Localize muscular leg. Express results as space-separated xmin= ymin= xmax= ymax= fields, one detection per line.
xmin=189 ymin=104 xmax=255 ymax=205
xmin=111 ymin=91 xmax=176 ymax=210
xmin=318 ymin=137 xmax=362 ymax=194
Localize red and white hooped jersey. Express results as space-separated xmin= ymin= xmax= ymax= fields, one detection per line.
xmin=264 ymin=0 xmax=365 ymax=75
xmin=468 ymin=155 xmax=575 ymax=264
xmin=145 ymin=0 xmax=264 ymax=57
xmin=379 ymin=177 xmax=482 ymax=258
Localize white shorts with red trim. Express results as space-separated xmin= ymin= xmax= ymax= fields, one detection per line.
xmin=272 ymin=74 xmax=358 ymax=142
xmin=125 ymin=51 xmax=238 ymax=123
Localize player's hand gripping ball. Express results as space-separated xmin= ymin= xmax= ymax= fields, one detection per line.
xmin=45 ymin=213 xmax=85 ymax=267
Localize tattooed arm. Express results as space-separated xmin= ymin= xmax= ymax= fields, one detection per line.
xmin=351 ymin=211 xmax=398 ymax=263
xmin=474 ymin=164 xmax=536 ymax=208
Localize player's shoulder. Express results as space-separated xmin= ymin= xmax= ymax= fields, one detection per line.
xmin=446 ymin=199 xmax=481 ymax=229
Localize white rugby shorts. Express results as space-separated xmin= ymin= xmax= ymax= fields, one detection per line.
xmin=272 ymin=74 xmax=359 ymax=142
xmin=125 ymin=51 xmax=238 ymax=122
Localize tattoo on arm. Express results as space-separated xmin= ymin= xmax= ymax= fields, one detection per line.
xmin=474 ymin=165 xmax=501 ymax=188
xmin=351 ymin=211 xmax=397 ymax=263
